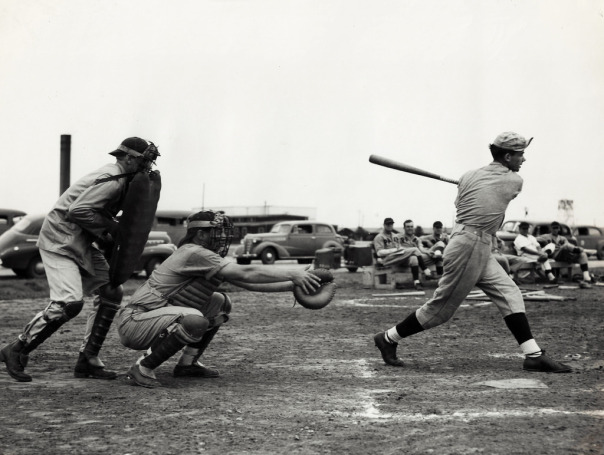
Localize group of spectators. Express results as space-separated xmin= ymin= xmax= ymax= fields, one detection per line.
xmin=374 ymin=219 xmax=594 ymax=289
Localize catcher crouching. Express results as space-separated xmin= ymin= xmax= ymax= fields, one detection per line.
xmin=118 ymin=210 xmax=335 ymax=388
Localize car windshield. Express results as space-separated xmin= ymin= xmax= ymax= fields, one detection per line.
xmin=270 ymin=224 xmax=291 ymax=234
xmin=13 ymin=215 xmax=44 ymax=235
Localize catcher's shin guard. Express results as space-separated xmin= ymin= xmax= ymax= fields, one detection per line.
xmin=140 ymin=331 xmax=187 ymax=371
xmin=174 ymin=327 xmax=220 ymax=378
xmin=82 ymin=285 xmax=123 ymax=358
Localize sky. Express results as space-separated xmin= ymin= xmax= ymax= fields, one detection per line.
xmin=1 ymin=0 xmax=603 ymax=230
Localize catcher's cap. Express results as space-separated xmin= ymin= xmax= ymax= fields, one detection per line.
xmin=109 ymin=137 xmax=149 ymax=158
xmin=383 ymin=217 xmax=394 ymax=225
xmin=492 ymin=132 xmax=533 ymax=152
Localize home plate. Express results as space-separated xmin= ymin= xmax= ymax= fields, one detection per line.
xmin=472 ymin=378 xmax=548 ymax=389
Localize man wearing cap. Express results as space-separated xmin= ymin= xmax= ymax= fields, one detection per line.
xmin=537 ymin=221 xmax=593 ymax=287
xmin=0 ymin=137 xmax=160 ymax=382
xmin=373 ymin=132 xmax=572 ymax=373
xmin=513 ymin=221 xmax=558 ymax=284
xmin=420 ymin=220 xmax=450 ymax=276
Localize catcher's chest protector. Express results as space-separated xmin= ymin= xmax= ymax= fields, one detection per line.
xmin=109 ymin=171 xmax=162 ymax=287
xmin=168 ymin=276 xmax=223 ymax=315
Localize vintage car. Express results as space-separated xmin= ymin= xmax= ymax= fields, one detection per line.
xmin=0 ymin=208 xmax=27 ymax=236
xmin=496 ymin=220 xmax=576 ymax=255
xmin=233 ymin=220 xmax=344 ymax=264
xmin=573 ymin=225 xmax=604 ymax=260
xmin=0 ymin=213 xmax=176 ymax=278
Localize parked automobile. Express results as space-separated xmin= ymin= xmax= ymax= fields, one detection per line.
xmin=233 ymin=220 xmax=344 ymax=265
xmin=153 ymin=209 xmax=194 ymax=245
xmin=0 ymin=214 xmax=176 ymax=278
xmin=496 ymin=220 xmax=576 ymax=255
xmin=0 ymin=208 xmax=27 ymax=236
xmin=572 ymin=225 xmax=604 ymax=260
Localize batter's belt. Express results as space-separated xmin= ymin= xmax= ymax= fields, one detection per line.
xmin=454 ymin=224 xmax=494 ymax=244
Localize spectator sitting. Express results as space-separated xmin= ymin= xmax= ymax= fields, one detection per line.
xmin=537 ymin=221 xmax=593 ymax=288
xmin=420 ymin=221 xmax=449 ymax=276
xmin=513 ymin=222 xmax=557 ymax=284
xmin=492 ymin=236 xmax=521 ymax=278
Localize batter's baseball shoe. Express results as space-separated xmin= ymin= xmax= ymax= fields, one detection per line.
xmin=126 ymin=363 xmax=161 ymax=388
xmin=173 ymin=362 xmax=219 ymax=378
xmin=74 ymin=353 xmax=117 ymax=379
xmin=0 ymin=339 xmax=32 ymax=382
xmin=373 ymin=332 xmax=405 ymax=367
xmin=522 ymin=351 xmax=572 ymax=373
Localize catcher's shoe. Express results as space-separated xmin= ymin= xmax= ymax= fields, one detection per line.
xmin=74 ymin=352 xmax=117 ymax=380
xmin=126 ymin=363 xmax=160 ymax=388
xmin=523 ymin=351 xmax=572 ymax=373
xmin=373 ymin=332 xmax=405 ymax=367
xmin=173 ymin=362 xmax=220 ymax=378
xmin=0 ymin=339 xmax=32 ymax=382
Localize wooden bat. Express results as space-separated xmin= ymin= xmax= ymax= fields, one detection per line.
xmin=369 ymin=154 xmax=459 ymax=185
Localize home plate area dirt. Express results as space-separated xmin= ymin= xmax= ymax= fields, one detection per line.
xmin=0 ymin=272 xmax=602 ymax=455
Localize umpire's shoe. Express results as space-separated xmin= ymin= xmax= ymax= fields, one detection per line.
xmin=173 ymin=362 xmax=220 ymax=378
xmin=523 ymin=351 xmax=572 ymax=373
xmin=0 ymin=339 xmax=32 ymax=382
xmin=374 ymin=332 xmax=405 ymax=367
xmin=74 ymin=352 xmax=118 ymax=380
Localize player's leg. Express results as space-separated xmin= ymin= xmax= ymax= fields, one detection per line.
xmin=119 ymin=306 xmax=209 ymax=387
xmin=0 ymin=249 xmax=84 ymax=382
xmin=559 ymin=246 xmax=593 ymax=286
xmin=374 ymin=231 xmax=489 ymax=366
xmin=75 ymin=249 xmax=121 ymax=379
xmin=477 ymin=256 xmax=571 ymax=373
xmin=174 ymin=292 xmax=232 ymax=378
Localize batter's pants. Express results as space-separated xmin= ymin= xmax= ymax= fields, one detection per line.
xmin=415 ymin=224 xmax=525 ymax=329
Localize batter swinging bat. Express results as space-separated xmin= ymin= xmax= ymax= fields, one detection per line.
xmin=369 ymin=154 xmax=459 ymax=185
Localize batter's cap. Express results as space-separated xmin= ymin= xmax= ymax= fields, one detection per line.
xmin=109 ymin=137 xmax=149 ymax=157
xmin=492 ymin=132 xmax=533 ymax=152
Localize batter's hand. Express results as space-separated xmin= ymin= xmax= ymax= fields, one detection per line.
xmin=292 ymin=269 xmax=321 ymax=294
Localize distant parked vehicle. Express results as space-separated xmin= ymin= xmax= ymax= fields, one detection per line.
xmin=572 ymin=225 xmax=604 ymax=260
xmin=0 ymin=214 xmax=176 ymax=278
xmin=496 ymin=220 xmax=576 ymax=255
xmin=234 ymin=220 xmax=344 ymax=265
xmin=0 ymin=208 xmax=27 ymax=236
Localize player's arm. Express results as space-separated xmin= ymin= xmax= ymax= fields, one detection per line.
xmin=217 ymin=263 xmax=320 ymax=294
xmin=67 ymin=179 xmax=121 ymax=238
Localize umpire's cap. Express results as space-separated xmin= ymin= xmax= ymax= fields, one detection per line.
xmin=493 ymin=132 xmax=533 ymax=152
xmin=110 ymin=137 xmax=149 ymax=158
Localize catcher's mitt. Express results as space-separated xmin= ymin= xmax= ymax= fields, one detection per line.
xmin=293 ymin=268 xmax=336 ymax=310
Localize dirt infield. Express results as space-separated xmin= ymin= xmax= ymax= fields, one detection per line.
xmin=0 ymin=271 xmax=603 ymax=455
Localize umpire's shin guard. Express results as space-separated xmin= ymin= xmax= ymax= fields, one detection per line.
xmin=82 ymin=286 xmax=123 ymax=358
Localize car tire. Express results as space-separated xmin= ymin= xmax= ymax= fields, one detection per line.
xmin=260 ymin=248 xmax=277 ymax=265
xmin=145 ymin=257 xmax=164 ymax=277
xmin=346 ymin=266 xmax=358 ymax=273
xmin=25 ymin=256 xmax=46 ymax=279
xmin=236 ymin=258 xmax=252 ymax=265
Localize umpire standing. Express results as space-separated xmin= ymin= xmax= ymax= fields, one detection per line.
xmin=373 ymin=132 xmax=571 ymax=373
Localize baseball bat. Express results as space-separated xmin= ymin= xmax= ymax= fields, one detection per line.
xmin=369 ymin=154 xmax=459 ymax=185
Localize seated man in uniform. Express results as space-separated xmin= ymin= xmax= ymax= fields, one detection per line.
xmin=513 ymin=222 xmax=557 ymax=284
xmin=420 ymin=221 xmax=449 ymax=276
xmin=537 ymin=221 xmax=593 ymax=288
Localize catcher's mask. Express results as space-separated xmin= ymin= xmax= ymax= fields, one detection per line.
xmin=187 ymin=210 xmax=234 ymax=257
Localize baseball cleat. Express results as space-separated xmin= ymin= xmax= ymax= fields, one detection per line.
xmin=0 ymin=340 xmax=32 ymax=382
xmin=173 ymin=362 xmax=220 ymax=378
xmin=126 ymin=363 xmax=161 ymax=388
xmin=373 ymin=332 xmax=405 ymax=367
xmin=523 ymin=351 xmax=572 ymax=373
xmin=74 ymin=353 xmax=117 ymax=379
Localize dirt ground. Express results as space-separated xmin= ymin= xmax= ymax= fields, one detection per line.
xmin=0 ymin=270 xmax=603 ymax=455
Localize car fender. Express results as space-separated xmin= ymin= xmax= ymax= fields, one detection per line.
xmin=0 ymin=244 xmax=40 ymax=269
xmin=252 ymin=241 xmax=291 ymax=259
xmin=321 ymin=240 xmax=344 ymax=251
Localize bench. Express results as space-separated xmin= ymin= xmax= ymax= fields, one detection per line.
xmin=513 ymin=260 xmax=577 ymax=283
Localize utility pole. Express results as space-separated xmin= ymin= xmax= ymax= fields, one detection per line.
xmin=60 ymin=134 xmax=71 ymax=195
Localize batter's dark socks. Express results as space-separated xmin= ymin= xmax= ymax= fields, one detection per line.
xmin=395 ymin=311 xmax=425 ymax=338
xmin=411 ymin=266 xmax=420 ymax=281
xmin=580 ymin=263 xmax=588 ymax=272
xmin=504 ymin=312 xmax=533 ymax=345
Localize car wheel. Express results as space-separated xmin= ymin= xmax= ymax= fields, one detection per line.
xmin=25 ymin=256 xmax=46 ymax=279
xmin=236 ymin=258 xmax=252 ymax=265
xmin=260 ymin=248 xmax=277 ymax=265
xmin=145 ymin=257 xmax=163 ymax=277
xmin=346 ymin=266 xmax=358 ymax=273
